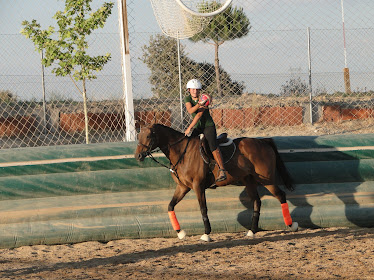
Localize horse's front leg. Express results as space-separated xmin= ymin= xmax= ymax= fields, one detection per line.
xmin=168 ymin=184 xmax=190 ymax=239
xmin=195 ymin=186 xmax=212 ymax=242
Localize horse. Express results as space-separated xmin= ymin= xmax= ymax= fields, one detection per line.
xmin=134 ymin=123 xmax=298 ymax=242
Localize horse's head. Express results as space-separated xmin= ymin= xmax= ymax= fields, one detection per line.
xmin=134 ymin=124 xmax=158 ymax=162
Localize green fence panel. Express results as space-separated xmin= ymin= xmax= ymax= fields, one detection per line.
xmin=0 ymin=134 xmax=373 ymax=248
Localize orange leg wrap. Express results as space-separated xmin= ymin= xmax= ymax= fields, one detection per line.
xmin=281 ymin=203 xmax=293 ymax=226
xmin=168 ymin=211 xmax=181 ymax=231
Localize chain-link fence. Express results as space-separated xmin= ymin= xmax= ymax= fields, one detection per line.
xmin=1 ymin=0 xmax=374 ymax=149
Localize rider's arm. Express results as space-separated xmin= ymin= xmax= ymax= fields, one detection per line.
xmin=188 ymin=109 xmax=204 ymax=129
xmin=185 ymin=108 xmax=205 ymax=136
xmin=185 ymin=101 xmax=203 ymax=114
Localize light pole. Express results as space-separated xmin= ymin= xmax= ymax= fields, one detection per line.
xmin=341 ymin=0 xmax=351 ymax=93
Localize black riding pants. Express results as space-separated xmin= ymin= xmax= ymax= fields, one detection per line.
xmin=192 ymin=125 xmax=218 ymax=152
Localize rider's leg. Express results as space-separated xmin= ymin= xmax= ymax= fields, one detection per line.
xmin=204 ymin=126 xmax=227 ymax=182
xmin=212 ymin=148 xmax=227 ymax=182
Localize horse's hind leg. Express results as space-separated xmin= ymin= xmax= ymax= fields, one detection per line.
xmin=243 ymin=175 xmax=261 ymax=238
xmin=264 ymin=184 xmax=298 ymax=232
xmin=168 ymin=184 xmax=191 ymax=239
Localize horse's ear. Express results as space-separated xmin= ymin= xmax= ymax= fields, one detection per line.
xmin=138 ymin=120 xmax=146 ymax=128
xmin=150 ymin=122 xmax=157 ymax=132
xmin=149 ymin=121 xmax=160 ymax=136
xmin=150 ymin=118 xmax=157 ymax=125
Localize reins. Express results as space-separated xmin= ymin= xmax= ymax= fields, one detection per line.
xmin=146 ymin=135 xmax=191 ymax=183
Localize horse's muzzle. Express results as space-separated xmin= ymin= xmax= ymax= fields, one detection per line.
xmin=135 ymin=152 xmax=146 ymax=162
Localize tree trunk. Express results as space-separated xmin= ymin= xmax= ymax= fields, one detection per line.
xmin=214 ymin=43 xmax=222 ymax=97
xmin=82 ymin=79 xmax=89 ymax=144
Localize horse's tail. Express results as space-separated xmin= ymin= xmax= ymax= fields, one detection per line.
xmin=263 ymin=138 xmax=294 ymax=191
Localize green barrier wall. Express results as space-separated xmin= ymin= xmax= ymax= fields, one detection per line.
xmin=0 ymin=134 xmax=373 ymax=248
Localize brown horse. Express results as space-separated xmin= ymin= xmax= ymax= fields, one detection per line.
xmin=135 ymin=123 xmax=298 ymax=241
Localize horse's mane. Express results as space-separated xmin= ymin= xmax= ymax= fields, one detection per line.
xmin=152 ymin=123 xmax=184 ymax=137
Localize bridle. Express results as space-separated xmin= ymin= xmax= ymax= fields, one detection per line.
xmin=137 ymin=129 xmax=190 ymax=182
xmin=137 ymin=131 xmax=157 ymax=158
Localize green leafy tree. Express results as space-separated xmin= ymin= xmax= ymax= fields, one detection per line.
xmin=141 ymin=34 xmax=195 ymax=98
xmin=190 ymin=1 xmax=250 ymax=97
xmin=21 ymin=0 xmax=114 ymax=143
xmin=197 ymin=62 xmax=244 ymax=96
xmin=141 ymin=34 xmax=244 ymax=98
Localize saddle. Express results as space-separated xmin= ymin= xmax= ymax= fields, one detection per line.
xmin=199 ymin=133 xmax=236 ymax=166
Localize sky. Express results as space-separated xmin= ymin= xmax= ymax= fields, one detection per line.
xmin=1 ymin=0 xmax=374 ymax=100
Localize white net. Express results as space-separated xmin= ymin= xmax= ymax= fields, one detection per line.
xmin=175 ymin=0 xmax=233 ymax=16
xmin=149 ymin=0 xmax=214 ymax=39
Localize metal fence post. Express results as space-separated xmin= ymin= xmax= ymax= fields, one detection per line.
xmin=40 ymin=50 xmax=47 ymax=134
xmin=307 ymin=27 xmax=313 ymax=124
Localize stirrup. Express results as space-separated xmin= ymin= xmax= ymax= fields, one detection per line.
xmin=216 ymin=168 xmax=227 ymax=182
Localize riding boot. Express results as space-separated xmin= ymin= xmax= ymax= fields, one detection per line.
xmin=212 ymin=149 xmax=227 ymax=182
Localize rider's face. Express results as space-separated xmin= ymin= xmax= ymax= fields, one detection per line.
xmin=189 ymin=88 xmax=200 ymax=99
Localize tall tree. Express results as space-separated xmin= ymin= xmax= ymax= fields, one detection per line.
xmin=190 ymin=2 xmax=250 ymax=97
xmin=141 ymin=34 xmax=244 ymax=98
xmin=21 ymin=0 xmax=114 ymax=144
xmin=141 ymin=34 xmax=195 ymax=98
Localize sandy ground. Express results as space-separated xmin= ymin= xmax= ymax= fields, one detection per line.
xmin=0 ymin=227 xmax=373 ymax=280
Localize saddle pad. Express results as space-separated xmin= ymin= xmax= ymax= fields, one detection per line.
xmin=220 ymin=140 xmax=236 ymax=164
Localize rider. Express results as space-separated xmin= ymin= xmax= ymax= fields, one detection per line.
xmin=184 ymin=78 xmax=227 ymax=182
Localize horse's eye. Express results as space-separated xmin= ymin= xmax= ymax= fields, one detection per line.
xmin=147 ymin=135 xmax=151 ymax=139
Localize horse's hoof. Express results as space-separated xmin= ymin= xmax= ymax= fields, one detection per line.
xmin=177 ymin=230 xmax=186 ymax=239
xmin=200 ymin=234 xmax=212 ymax=242
xmin=290 ymin=222 xmax=298 ymax=232
xmin=246 ymin=230 xmax=255 ymax=238
xmin=208 ymin=183 xmax=217 ymax=189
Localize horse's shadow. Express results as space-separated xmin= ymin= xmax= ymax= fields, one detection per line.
xmin=237 ymin=135 xmax=374 ymax=229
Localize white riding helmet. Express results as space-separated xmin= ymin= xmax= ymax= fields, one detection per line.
xmin=186 ymin=79 xmax=202 ymax=89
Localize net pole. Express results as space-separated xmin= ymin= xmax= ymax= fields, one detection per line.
xmin=340 ymin=0 xmax=348 ymax=68
xmin=177 ymin=33 xmax=184 ymax=130
xmin=118 ymin=0 xmax=136 ymax=141
xmin=340 ymin=0 xmax=351 ymax=94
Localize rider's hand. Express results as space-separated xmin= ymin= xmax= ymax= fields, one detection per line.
xmin=185 ymin=127 xmax=192 ymax=136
